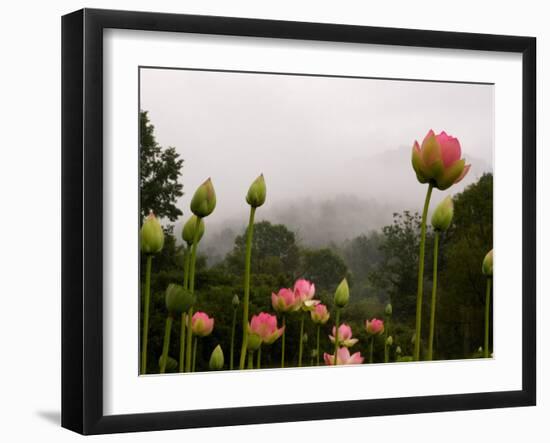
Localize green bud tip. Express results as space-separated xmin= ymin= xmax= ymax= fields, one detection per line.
xmin=246 ymin=174 xmax=267 ymax=208
xmin=431 ymin=195 xmax=454 ymax=231
xmin=385 ymin=303 xmax=393 ymax=316
xmin=482 ymin=249 xmax=493 ymax=277
xmin=232 ymin=294 xmax=240 ymax=308
xmin=386 ymin=336 xmax=393 ymax=346
xmin=209 ymin=345 xmax=225 ymax=370
xmin=396 ymin=346 xmax=402 ymax=354
xmin=334 ymin=278 xmax=350 ymax=308
xmin=182 ymin=214 xmax=205 ymax=246
xmin=140 ymin=211 xmax=165 ymax=254
xmin=190 ymin=178 xmax=217 ymax=218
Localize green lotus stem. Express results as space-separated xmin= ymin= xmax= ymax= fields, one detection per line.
xmin=140 ymin=254 xmax=153 ymax=374
xmin=414 ymin=182 xmax=434 ymax=361
xmin=316 ymin=325 xmax=321 ymax=366
xmin=239 ymin=207 xmax=256 ymax=370
xmin=369 ymin=336 xmax=374 ymax=363
xmin=281 ymin=315 xmax=286 ymax=368
xmin=160 ymin=316 xmax=173 ymax=374
xmin=179 ymin=314 xmax=186 ymax=372
xmin=248 ymin=351 xmax=254 ymax=369
xmin=183 ymin=247 xmax=190 ymax=289
xmin=192 ymin=337 xmax=198 ymax=372
xmin=185 ymin=217 xmax=202 ymax=372
xmin=230 ymin=308 xmax=237 ymax=370
xmin=333 ymin=308 xmax=340 ymax=365
xmin=427 ymin=231 xmax=440 ymax=361
xmin=484 ymin=277 xmax=492 ymax=358
xmin=384 ymin=343 xmax=389 ymax=363
xmin=178 ymin=248 xmax=190 ymax=372
xmin=257 ymin=346 xmax=262 ymax=369
xmin=298 ymin=312 xmax=305 ymax=367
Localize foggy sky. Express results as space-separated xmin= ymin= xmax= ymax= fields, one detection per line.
xmin=140 ymin=68 xmax=493 ymax=256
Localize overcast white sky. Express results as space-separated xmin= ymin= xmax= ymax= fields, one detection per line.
xmin=140 ymin=68 xmax=493 ymax=251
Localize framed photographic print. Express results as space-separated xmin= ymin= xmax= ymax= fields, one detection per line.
xmin=61 ymin=8 xmax=536 ymax=435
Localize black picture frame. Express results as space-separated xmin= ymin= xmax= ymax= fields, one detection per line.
xmin=61 ymin=8 xmax=536 ymax=435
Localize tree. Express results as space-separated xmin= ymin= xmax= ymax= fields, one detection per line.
xmin=225 ymin=221 xmax=300 ymax=281
xmin=140 ymin=110 xmax=184 ymax=222
xmin=436 ymin=173 xmax=493 ymax=358
xmin=370 ymin=211 xmax=428 ymax=322
xmin=300 ymin=248 xmax=348 ymax=293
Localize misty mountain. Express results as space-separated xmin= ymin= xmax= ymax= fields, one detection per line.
xmin=173 ymin=145 xmax=492 ymax=264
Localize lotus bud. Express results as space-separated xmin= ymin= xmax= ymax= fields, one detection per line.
xmin=190 ymin=178 xmax=216 ymax=218
xmin=311 ymin=303 xmax=330 ymax=324
xmin=191 ymin=312 xmax=214 ymax=337
xmin=334 ymin=278 xmax=350 ymax=308
xmin=385 ymin=303 xmax=393 ymax=316
xmin=181 ymin=214 xmax=205 ymax=246
xmin=249 ymin=313 xmax=284 ymax=345
xmin=165 ymin=284 xmax=194 ymax=315
xmin=271 ymin=288 xmax=300 ymax=313
xmin=232 ymin=294 xmax=240 ymax=308
xmin=386 ymin=336 xmax=394 ymax=346
xmin=431 ymin=196 xmax=454 ymax=231
xmin=311 ymin=349 xmax=318 ymax=358
xmin=482 ymin=249 xmax=493 ymax=277
xmin=140 ymin=211 xmax=164 ymax=254
xmin=302 ymin=333 xmax=308 ymax=344
xmin=411 ymin=130 xmax=471 ymax=190
xmin=329 ymin=323 xmax=359 ymax=347
xmin=478 ymin=346 xmax=483 ymax=353
xmin=158 ymin=355 xmax=177 ymax=372
xmin=365 ymin=318 xmax=384 ymax=336
xmin=246 ymin=174 xmax=267 ymax=208
xmin=396 ymin=346 xmax=402 ymax=355
xmin=246 ymin=333 xmax=262 ymax=351
xmin=323 ymin=347 xmax=364 ymax=365
xmin=209 ymin=345 xmax=224 ymax=370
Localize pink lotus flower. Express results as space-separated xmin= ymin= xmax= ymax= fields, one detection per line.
xmin=329 ymin=323 xmax=359 ymax=347
xmin=411 ymin=130 xmax=470 ymax=190
xmin=271 ymin=288 xmax=300 ymax=313
xmin=324 ymin=347 xmax=364 ymax=365
xmin=310 ymin=303 xmax=330 ymax=324
xmin=249 ymin=312 xmax=285 ymax=345
xmin=365 ymin=318 xmax=384 ymax=336
xmin=191 ymin=311 xmax=214 ymax=337
xmin=294 ymin=278 xmax=315 ymax=301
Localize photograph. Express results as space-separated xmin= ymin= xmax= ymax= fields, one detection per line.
xmin=138 ymin=67 xmax=494 ymax=374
